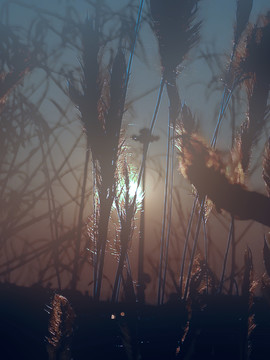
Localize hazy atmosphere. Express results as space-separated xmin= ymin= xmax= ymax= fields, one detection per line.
xmin=1 ymin=0 xmax=270 ymax=358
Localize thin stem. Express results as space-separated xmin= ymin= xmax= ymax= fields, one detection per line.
xmin=219 ymin=219 xmax=234 ymax=294
xmin=134 ymin=77 xmax=165 ymax=201
xmin=203 ymin=216 xmax=208 ymax=295
xmin=157 ymin=116 xmax=171 ymax=305
xmin=179 ymin=196 xmax=198 ymax=297
xmin=229 ymin=215 xmax=236 ymax=295
xmin=125 ymin=0 xmax=145 ymax=89
xmin=137 ymin=143 xmax=146 ymax=304
xmin=161 ymin=128 xmax=175 ymax=304
xmin=93 ymin=0 xmax=144 ymax=300
xmin=71 ymin=146 xmax=90 ymax=290
xmin=183 ymin=199 xmax=204 ymax=301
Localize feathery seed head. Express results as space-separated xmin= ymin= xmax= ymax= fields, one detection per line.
xmin=47 ymin=294 xmax=75 ymax=349
xmin=175 ymin=129 xmax=225 ymax=182
xmin=234 ymin=0 xmax=253 ymax=46
xmin=150 ymin=0 xmax=201 ymax=77
xmin=106 ymin=49 xmax=126 ymax=140
xmin=237 ymin=12 xmax=270 ymax=82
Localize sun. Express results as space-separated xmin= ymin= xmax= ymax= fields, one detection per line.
xmin=115 ymin=160 xmax=144 ymax=209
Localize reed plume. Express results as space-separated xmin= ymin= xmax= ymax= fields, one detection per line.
xmin=176 ymin=131 xmax=270 ymax=227
xmin=234 ymin=0 xmax=253 ymax=47
xmin=46 ymin=294 xmax=75 ymax=360
xmin=150 ymin=0 xmax=202 ymax=126
xmin=150 ymin=0 xmax=201 ymax=79
xmin=150 ymin=0 xmax=201 ymax=304
xmin=234 ymin=13 xmax=270 ymax=172
xmin=111 ymin=155 xmax=139 ymax=302
xmin=69 ymin=19 xmax=126 ymax=298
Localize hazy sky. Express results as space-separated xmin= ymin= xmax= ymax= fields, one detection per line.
xmin=2 ymin=0 xmax=270 ymax=298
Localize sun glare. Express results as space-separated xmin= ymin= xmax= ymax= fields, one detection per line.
xmin=114 ymin=161 xmax=144 ymax=210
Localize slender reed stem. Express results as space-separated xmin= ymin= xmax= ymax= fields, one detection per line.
xmin=161 ymin=128 xmax=175 ymax=304
xmin=94 ymin=200 xmax=112 ymax=300
xmin=181 ymin=51 xmax=240 ymax=298
xmin=157 ymin=116 xmax=171 ymax=305
xmin=37 ymin=124 xmax=61 ymax=290
xmin=93 ymin=0 xmax=145 ymax=299
xmin=111 ymin=244 xmax=128 ymax=303
xmin=183 ymin=199 xmax=204 ymax=301
xmin=229 ymin=216 xmax=236 ymax=294
xmin=125 ymin=0 xmax=145 ymax=89
xmin=137 ymin=143 xmax=146 ymax=304
xmin=92 ymin=165 xmax=98 ymax=297
xmin=134 ymin=77 xmax=165 ymax=200
xmin=219 ymin=219 xmax=234 ymax=294
xmin=71 ymin=146 xmax=90 ymax=290
xmin=203 ymin=216 xmax=208 ymax=294
xmin=179 ymin=196 xmax=198 ymax=297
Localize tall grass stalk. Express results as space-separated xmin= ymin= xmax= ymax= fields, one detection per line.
xmin=202 ymin=214 xmax=209 ymax=294
xmin=219 ymin=219 xmax=234 ymax=293
xmin=183 ymin=199 xmax=204 ymax=300
xmin=161 ymin=130 xmax=175 ymax=304
xmin=157 ymin=117 xmax=172 ymax=305
xmin=182 ymin=0 xmax=254 ymax=298
xmin=71 ymin=146 xmax=90 ymax=290
xmin=150 ymin=0 xmax=201 ymax=304
xmin=133 ymin=77 xmax=165 ymax=199
xmin=111 ymin=159 xmax=137 ymax=303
